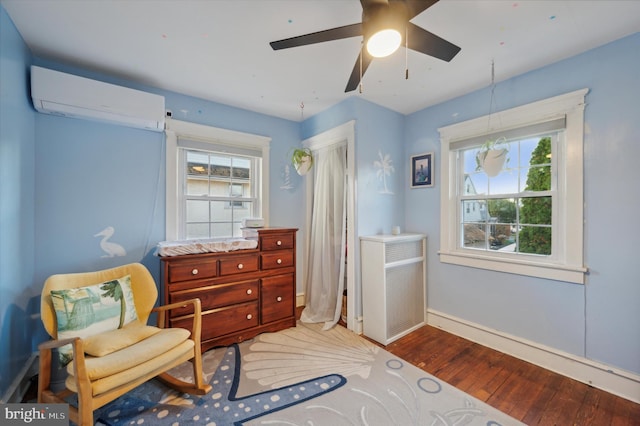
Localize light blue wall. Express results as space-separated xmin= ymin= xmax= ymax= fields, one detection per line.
xmin=33 ymin=116 xmax=165 ymax=277
xmin=302 ymin=97 xmax=406 ymax=237
xmin=0 ymin=6 xmax=36 ymax=397
xmin=405 ymin=33 xmax=640 ymax=374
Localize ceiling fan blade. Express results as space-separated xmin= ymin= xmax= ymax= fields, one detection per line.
xmin=406 ymin=22 xmax=461 ymax=62
xmin=345 ymin=51 xmax=374 ymax=92
xmin=270 ymin=23 xmax=363 ymax=50
xmin=389 ymin=0 xmax=439 ymax=19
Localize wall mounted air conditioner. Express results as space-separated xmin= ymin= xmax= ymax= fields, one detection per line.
xmin=30 ymin=66 xmax=165 ymax=132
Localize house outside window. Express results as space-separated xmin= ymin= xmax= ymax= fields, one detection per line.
xmin=164 ymin=119 xmax=271 ymax=241
xmin=438 ymin=89 xmax=588 ymax=284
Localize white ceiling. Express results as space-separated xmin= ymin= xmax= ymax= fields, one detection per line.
xmin=2 ymin=0 xmax=639 ymax=122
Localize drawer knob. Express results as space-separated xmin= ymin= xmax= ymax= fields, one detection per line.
xmin=246 ymin=289 xmax=252 ymax=295
xmin=246 ymin=314 xmax=253 ymax=320
xmin=237 ymin=263 xmax=244 ymax=270
xmin=276 ymin=258 xmax=282 ymax=264
xmin=276 ymin=240 xmax=282 ymax=246
xmin=276 ymin=296 xmax=282 ymax=302
xmin=191 ymin=268 xmax=199 ymax=275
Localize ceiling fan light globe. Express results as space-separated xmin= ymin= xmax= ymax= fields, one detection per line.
xmin=366 ymin=29 xmax=401 ymax=58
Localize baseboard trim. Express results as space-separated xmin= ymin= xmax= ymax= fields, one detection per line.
xmin=296 ymin=293 xmax=305 ymax=308
xmin=427 ymin=309 xmax=640 ymax=404
xmin=0 ymin=352 xmax=38 ymax=404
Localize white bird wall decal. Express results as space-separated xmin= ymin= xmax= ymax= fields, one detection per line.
xmin=94 ymin=226 xmax=127 ymax=258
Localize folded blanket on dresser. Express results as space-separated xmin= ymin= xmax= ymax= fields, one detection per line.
xmin=155 ymin=238 xmax=258 ymax=257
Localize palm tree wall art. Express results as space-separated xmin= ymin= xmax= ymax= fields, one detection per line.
xmin=374 ymin=150 xmax=395 ymax=194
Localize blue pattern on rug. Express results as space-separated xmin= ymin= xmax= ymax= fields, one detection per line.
xmin=96 ymin=343 xmax=346 ymax=425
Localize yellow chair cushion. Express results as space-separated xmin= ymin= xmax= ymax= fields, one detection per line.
xmin=66 ymin=340 xmax=195 ymax=396
xmin=82 ymin=322 xmax=161 ymax=357
xmin=67 ymin=327 xmax=191 ymax=381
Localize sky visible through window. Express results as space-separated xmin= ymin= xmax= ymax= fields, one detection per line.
xmin=463 ymin=136 xmax=542 ymax=195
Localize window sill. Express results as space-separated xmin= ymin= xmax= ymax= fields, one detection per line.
xmin=438 ymin=250 xmax=587 ymax=284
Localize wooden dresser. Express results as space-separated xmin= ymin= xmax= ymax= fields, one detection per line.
xmin=161 ymin=228 xmax=297 ymax=352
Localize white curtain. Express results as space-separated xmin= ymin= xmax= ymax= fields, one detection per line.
xmin=300 ymin=142 xmax=347 ymax=330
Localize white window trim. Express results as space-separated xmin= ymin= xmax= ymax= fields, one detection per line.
xmin=165 ymin=118 xmax=271 ymax=241
xmin=438 ymin=89 xmax=588 ymax=284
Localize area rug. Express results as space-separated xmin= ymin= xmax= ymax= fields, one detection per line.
xmin=94 ymin=322 xmax=524 ymax=425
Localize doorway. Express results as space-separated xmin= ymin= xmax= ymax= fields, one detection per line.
xmin=301 ymin=121 xmax=356 ymax=331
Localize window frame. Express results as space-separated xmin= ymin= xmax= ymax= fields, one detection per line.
xmin=165 ymin=118 xmax=270 ymax=241
xmin=438 ymin=89 xmax=588 ymax=284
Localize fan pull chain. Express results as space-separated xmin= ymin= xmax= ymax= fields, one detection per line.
xmin=359 ymin=43 xmax=363 ymax=93
xmin=487 ymin=60 xmax=497 ymax=132
xmin=300 ymin=101 xmax=304 ymax=120
xmin=405 ymin=26 xmax=409 ymax=80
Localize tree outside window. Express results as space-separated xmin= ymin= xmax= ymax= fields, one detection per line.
xmin=519 ymin=137 xmax=552 ymax=255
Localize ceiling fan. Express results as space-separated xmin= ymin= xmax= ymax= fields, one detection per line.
xmin=269 ymin=0 xmax=461 ymax=92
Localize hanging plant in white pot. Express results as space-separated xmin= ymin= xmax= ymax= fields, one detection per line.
xmin=291 ymin=147 xmax=313 ymax=176
xmin=476 ymin=137 xmax=509 ymax=177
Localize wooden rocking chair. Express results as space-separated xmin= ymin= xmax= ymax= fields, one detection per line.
xmin=38 ymin=262 xmax=211 ymax=425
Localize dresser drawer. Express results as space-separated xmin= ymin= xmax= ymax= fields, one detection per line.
xmin=169 ymin=280 xmax=259 ymax=317
xmin=168 ymin=260 xmax=217 ymax=283
xmin=261 ymin=233 xmax=294 ymax=251
xmin=261 ymin=251 xmax=294 ymax=270
xmin=261 ymin=274 xmax=294 ymax=323
xmin=162 ymin=228 xmax=298 ymax=349
xmin=219 ymin=254 xmax=259 ymax=276
xmin=185 ymin=302 xmax=259 ymax=341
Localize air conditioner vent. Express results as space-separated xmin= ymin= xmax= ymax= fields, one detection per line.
xmin=30 ymin=66 xmax=165 ymax=132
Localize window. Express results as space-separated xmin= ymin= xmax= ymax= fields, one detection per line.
xmin=182 ymin=150 xmax=256 ymax=239
xmin=165 ymin=119 xmax=270 ymax=241
xmin=438 ymin=89 xmax=588 ymax=284
xmin=460 ymin=133 xmax=556 ymax=255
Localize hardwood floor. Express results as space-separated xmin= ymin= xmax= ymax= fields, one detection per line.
xmin=381 ymin=324 xmax=640 ymax=425
xmin=24 ymin=306 xmax=637 ymax=425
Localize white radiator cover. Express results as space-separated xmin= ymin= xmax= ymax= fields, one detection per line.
xmin=360 ymin=233 xmax=427 ymax=345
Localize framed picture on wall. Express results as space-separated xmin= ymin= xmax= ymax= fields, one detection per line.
xmin=411 ymin=152 xmax=434 ymax=188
